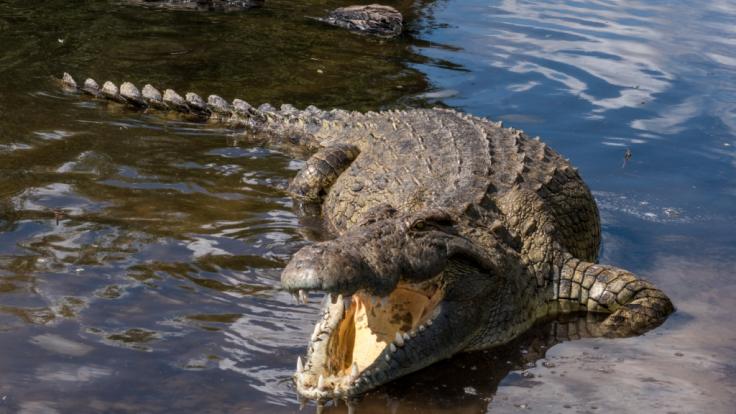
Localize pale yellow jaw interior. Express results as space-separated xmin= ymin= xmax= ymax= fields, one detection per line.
xmin=325 ymin=279 xmax=444 ymax=378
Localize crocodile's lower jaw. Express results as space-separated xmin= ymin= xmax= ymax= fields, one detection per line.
xmin=294 ymin=275 xmax=445 ymax=400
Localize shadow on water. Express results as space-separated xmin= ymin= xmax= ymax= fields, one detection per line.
xmin=0 ymin=0 xmax=735 ymax=413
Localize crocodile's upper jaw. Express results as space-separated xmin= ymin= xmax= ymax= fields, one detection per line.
xmin=294 ymin=275 xmax=445 ymax=399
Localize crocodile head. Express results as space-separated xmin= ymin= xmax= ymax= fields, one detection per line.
xmin=281 ymin=205 xmax=501 ymax=399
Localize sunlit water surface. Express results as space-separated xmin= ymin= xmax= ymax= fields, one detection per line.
xmin=0 ymin=0 xmax=734 ymax=413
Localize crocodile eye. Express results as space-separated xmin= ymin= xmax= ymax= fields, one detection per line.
xmin=411 ymin=220 xmax=426 ymax=230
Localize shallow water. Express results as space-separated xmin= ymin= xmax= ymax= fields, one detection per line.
xmin=0 ymin=0 xmax=735 ymax=413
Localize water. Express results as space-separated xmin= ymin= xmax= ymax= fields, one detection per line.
xmin=1 ymin=0 xmax=735 ymax=412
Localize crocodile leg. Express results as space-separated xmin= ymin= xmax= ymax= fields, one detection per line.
xmin=288 ymin=144 xmax=360 ymax=203
xmin=556 ymin=257 xmax=674 ymax=337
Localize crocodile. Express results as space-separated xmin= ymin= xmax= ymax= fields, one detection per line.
xmin=313 ymin=4 xmax=403 ymax=37
xmin=122 ymin=1 xmax=403 ymax=37
xmin=59 ymin=73 xmax=674 ymax=401
xmin=123 ymin=0 xmax=265 ymax=11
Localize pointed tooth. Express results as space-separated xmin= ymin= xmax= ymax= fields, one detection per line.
xmin=299 ymin=289 xmax=308 ymax=304
xmin=385 ymin=354 xmax=391 ymax=362
xmin=317 ymin=374 xmax=325 ymax=390
xmin=403 ymin=332 xmax=410 ymax=341
xmin=426 ymin=319 xmax=433 ymax=326
xmin=335 ymin=294 xmax=345 ymax=315
xmin=418 ymin=324 xmax=426 ymax=332
xmin=389 ymin=343 xmax=397 ymax=353
xmin=297 ymin=356 xmax=304 ymax=373
xmin=395 ymin=332 xmax=404 ymax=346
xmin=351 ymin=362 xmax=359 ymax=379
xmin=62 ymin=72 xmax=77 ymax=88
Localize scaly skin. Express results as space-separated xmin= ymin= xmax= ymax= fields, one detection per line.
xmin=123 ymin=0 xmax=265 ymax=11
xmin=121 ymin=1 xmax=402 ymax=38
xmin=59 ymin=73 xmax=674 ymax=400
xmin=313 ymin=5 xmax=403 ymax=38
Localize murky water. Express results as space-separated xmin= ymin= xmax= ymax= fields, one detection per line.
xmin=0 ymin=0 xmax=734 ymax=413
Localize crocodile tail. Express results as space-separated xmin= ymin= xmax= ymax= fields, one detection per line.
xmin=555 ymin=256 xmax=674 ymax=337
xmin=60 ymin=72 xmax=266 ymax=128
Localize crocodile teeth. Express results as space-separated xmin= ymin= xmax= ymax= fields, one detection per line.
xmin=418 ymin=324 xmax=426 ymax=332
xmin=402 ymin=332 xmax=410 ymax=342
xmin=298 ymin=289 xmax=308 ymax=304
xmin=297 ymin=356 xmax=304 ymax=373
xmin=389 ymin=343 xmax=397 ymax=353
xmin=62 ymin=72 xmax=77 ymax=88
xmin=394 ymin=332 xmax=404 ymax=346
xmin=351 ymin=362 xmax=359 ymax=380
xmin=426 ymin=319 xmax=433 ymax=326
xmin=317 ymin=374 xmax=325 ymax=390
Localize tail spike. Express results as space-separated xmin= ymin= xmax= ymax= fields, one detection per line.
xmin=163 ymin=89 xmax=188 ymax=112
xmin=101 ymin=81 xmax=123 ymax=102
xmin=185 ymin=92 xmax=208 ymax=114
xmin=280 ymin=103 xmax=298 ymax=115
xmin=83 ymin=78 xmax=100 ymax=96
xmin=142 ymin=84 xmax=165 ymax=109
xmin=62 ymin=72 xmax=77 ymax=89
xmin=207 ymin=95 xmax=230 ymax=114
xmin=120 ymin=82 xmax=146 ymax=107
xmin=258 ymin=103 xmax=276 ymax=113
xmin=232 ymin=98 xmax=253 ymax=114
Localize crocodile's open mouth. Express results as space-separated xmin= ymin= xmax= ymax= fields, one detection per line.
xmin=293 ymin=274 xmax=445 ymax=399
